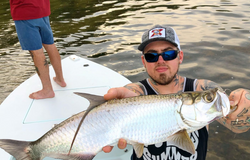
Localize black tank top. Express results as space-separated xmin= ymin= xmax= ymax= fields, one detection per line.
xmin=131 ymin=78 xmax=208 ymax=160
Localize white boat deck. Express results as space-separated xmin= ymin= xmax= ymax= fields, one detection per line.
xmin=0 ymin=55 xmax=132 ymax=160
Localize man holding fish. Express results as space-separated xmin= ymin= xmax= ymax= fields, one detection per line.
xmin=103 ymin=25 xmax=250 ymax=160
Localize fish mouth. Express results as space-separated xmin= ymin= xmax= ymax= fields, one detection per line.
xmin=216 ymin=90 xmax=230 ymax=116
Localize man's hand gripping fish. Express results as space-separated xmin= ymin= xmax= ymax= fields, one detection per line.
xmin=0 ymin=88 xmax=234 ymax=160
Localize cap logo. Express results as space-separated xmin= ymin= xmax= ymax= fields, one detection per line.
xmin=149 ymin=28 xmax=166 ymax=39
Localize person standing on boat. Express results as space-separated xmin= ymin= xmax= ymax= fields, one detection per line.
xmin=102 ymin=24 xmax=250 ymax=160
xmin=9 ymin=0 xmax=66 ymax=99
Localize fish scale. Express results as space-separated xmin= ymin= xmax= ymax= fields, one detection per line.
xmin=73 ymin=95 xmax=182 ymax=150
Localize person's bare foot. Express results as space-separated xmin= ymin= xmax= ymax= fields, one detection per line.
xmin=29 ymin=90 xmax=55 ymax=99
xmin=53 ymin=77 xmax=67 ymax=87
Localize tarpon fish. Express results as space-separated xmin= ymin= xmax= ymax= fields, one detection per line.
xmin=0 ymin=88 xmax=232 ymax=160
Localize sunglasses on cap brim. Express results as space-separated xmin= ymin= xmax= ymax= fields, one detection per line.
xmin=143 ymin=50 xmax=178 ymax=63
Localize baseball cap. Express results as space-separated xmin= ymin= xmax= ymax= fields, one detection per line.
xmin=138 ymin=25 xmax=181 ymax=51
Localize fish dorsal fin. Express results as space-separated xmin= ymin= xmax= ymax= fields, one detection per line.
xmin=74 ymin=92 xmax=106 ymax=108
xmin=68 ymin=92 xmax=107 ymax=155
xmin=131 ymin=142 xmax=145 ymax=158
xmin=166 ymin=130 xmax=195 ymax=155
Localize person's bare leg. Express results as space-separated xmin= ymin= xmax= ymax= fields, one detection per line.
xmin=29 ymin=49 xmax=55 ymax=99
xmin=43 ymin=43 xmax=66 ymax=87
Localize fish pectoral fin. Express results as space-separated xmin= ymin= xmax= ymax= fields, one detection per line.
xmin=131 ymin=142 xmax=144 ymax=158
xmin=166 ymin=130 xmax=195 ymax=155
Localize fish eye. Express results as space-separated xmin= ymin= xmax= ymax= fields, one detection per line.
xmin=204 ymin=93 xmax=214 ymax=102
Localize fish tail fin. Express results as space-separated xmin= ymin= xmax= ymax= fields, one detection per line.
xmin=0 ymin=139 xmax=33 ymax=160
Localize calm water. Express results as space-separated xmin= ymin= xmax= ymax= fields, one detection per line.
xmin=0 ymin=0 xmax=250 ymax=159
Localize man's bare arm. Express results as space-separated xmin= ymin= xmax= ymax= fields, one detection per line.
xmin=124 ymin=82 xmax=146 ymax=96
xmin=218 ymin=89 xmax=250 ymax=133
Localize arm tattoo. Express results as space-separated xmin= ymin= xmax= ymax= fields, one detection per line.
xmin=124 ymin=83 xmax=145 ymax=96
xmin=196 ymin=80 xmax=220 ymax=91
xmin=218 ymin=89 xmax=250 ymax=133
xmin=230 ymin=114 xmax=250 ymax=131
xmin=200 ymin=80 xmax=218 ymax=91
xmin=237 ymin=108 xmax=248 ymax=117
xmin=218 ymin=116 xmax=250 ymax=133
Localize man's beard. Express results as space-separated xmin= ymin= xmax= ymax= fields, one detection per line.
xmin=148 ymin=68 xmax=179 ymax=85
